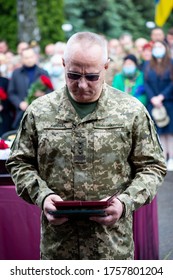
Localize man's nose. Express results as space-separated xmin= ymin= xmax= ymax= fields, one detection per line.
xmin=78 ymin=77 xmax=88 ymax=88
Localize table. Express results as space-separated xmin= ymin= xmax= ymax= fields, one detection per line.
xmin=0 ymin=185 xmax=41 ymax=260
xmin=0 ymin=159 xmax=14 ymax=186
xmin=0 ymin=159 xmax=40 ymax=260
xmin=133 ymin=197 xmax=159 ymax=260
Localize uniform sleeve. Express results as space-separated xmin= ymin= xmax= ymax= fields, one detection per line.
xmin=117 ymin=106 xmax=167 ymax=217
xmin=5 ymin=109 xmax=55 ymax=208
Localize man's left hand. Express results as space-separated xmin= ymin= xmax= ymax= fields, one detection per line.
xmin=89 ymin=197 xmax=124 ymax=226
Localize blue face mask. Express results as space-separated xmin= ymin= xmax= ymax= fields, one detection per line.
xmin=152 ymin=47 xmax=166 ymax=59
xmin=123 ymin=65 xmax=136 ymax=77
xmin=52 ymin=66 xmax=63 ymax=77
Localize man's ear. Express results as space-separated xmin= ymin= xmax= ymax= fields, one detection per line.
xmin=62 ymin=58 xmax=65 ymax=67
xmin=104 ymin=58 xmax=110 ymax=70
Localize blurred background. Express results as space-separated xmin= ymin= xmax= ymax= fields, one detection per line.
xmin=0 ymin=0 xmax=173 ymax=261
xmin=0 ymin=0 xmax=173 ymax=53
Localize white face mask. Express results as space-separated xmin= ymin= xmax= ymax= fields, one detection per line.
xmin=152 ymin=47 xmax=166 ymax=59
xmin=0 ymin=64 xmax=7 ymax=74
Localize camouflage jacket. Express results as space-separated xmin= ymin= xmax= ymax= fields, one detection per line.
xmin=6 ymin=83 xmax=166 ymax=260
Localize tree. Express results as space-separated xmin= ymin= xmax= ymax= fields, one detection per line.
xmin=64 ymin=0 xmax=121 ymax=39
xmin=17 ymin=0 xmax=40 ymax=43
xmin=64 ymin=0 xmax=172 ymax=40
xmin=37 ymin=0 xmax=65 ymax=51
xmin=0 ymin=0 xmax=18 ymax=52
xmin=64 ymin=0 xmax=152 ymax=40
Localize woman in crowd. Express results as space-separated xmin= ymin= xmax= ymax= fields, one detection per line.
xmin=144 ymin=40 xmax=173 ymax=171
xmin=139 ymin=42 xmax=153 ymax=71
xmin=112 ymin=54 xmax=147 ymax=106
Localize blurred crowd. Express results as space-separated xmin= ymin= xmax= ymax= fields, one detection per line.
xmin=0 ymin=26 xmax=173 ymax=170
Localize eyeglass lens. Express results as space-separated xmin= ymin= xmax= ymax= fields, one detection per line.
xmin=67 ymin=72 xmax=100 ymax=81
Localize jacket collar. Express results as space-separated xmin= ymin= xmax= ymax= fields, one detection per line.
xmin=54 ymin=83 xmax=113 ymax=124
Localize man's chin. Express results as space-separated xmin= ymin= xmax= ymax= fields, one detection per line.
xmin=73 ymin=93 xmax=92 ymax=103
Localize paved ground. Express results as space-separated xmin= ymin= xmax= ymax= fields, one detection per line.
xmin=157 ymin=171 xmax=173 ymax=260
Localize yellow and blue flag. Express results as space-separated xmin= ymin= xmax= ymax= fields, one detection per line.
xmin=155 ymin=0 xmax=173 ymax=26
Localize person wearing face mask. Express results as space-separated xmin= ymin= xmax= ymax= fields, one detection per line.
xmin=112 ymin=54 xmax=147 ymax=106
xmin=44 ymin=54 xmax=65 ymax=90
xmin=144 ymin=40 xmax=173 ymax=171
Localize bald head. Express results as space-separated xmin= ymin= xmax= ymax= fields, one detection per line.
xmin=63 ymin=32 xmax=108 ymax=64
xmin=62 ymin=32 xmax=109 ymax=103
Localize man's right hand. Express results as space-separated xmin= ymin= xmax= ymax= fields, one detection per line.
xmin=43 ymin=194 xmax=68 ymax=225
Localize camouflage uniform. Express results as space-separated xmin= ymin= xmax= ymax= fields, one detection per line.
xmin=6 ymin=83 xmax=167 ymax=260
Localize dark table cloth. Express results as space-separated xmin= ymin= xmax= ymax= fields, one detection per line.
xmin=0 ymin=185 xmax=41 ymax=260
xmin=133 ymin=196 xmax=159 ymax=260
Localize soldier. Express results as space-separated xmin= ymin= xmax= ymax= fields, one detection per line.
xmin=6 ymin=31 xmax=167 ymax=260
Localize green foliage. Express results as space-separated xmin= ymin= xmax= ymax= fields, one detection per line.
xmin=37 ymin=0 xmax=65 ymax=51
xmin=26 ymin=79 xmax=46 ymax=104
xmin=162 ymin=12 xmax=173 ymax=34
xmin=0 ymin=0 xmax=18 ymax=52
xmin=64 ymin=0 xmax=173 ymax=40
xmin=64 ymin=0 xmax=121 ymax=38
xmin=64 ymin=0 xmax=156 ymax=40
xmin=26 ymin=75 xmax=53 ymax=104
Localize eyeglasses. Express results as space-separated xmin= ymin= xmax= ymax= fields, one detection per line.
xmin=67 ymin=71 xmax=100 ymax=81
